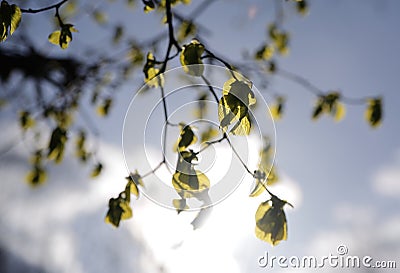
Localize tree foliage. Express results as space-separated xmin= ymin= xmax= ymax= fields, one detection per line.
xmin=0 ymin=0 xmax=384 ymax=246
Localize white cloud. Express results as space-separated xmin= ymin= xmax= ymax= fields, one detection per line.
xmin=372 ymin=150 xmax=400 ymax=198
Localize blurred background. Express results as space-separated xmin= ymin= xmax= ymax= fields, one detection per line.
xmin=1 ymin=0 xmax=400 ymax=272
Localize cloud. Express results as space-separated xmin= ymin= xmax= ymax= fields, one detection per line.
xmin=372 ymin=150 xmax=400 ymax=198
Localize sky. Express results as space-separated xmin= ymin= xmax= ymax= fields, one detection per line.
xmin=1 ymin=0 xmax=400 ymax=272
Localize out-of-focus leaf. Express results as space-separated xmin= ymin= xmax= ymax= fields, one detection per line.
xmin=112 ymin=25 xmax=124 ymax=44
xmin=312 ymin=92 xmax=345 ymax=122
xmin=91 ymin=163 xmax=103 ymax=178
xmin=255 ymin=44 xmax=274 ymax=61
xmin=172 ymin=198 xmax=188 ymax=214
xmin=255 ymin=195 xmax=289 ymax=246
xmin=180 ymin=39 xmax=205 ymax=76
xmin=0 ymin=1 xmax=22 ymax=42
xmin=365 ymin=97 xmax=382 ymax=128
xmin=97 ymin=98 xmax=112 ymax=117
xmin=19 ymin=111 xmax=35 ymax=130
xmin=47 ymin=126 xmax=67 ymax=164
xmin=270 ymin=96 xmax=285 ymax=120
xmin=93 ymin=10 xmax=108 ymax=25
xmin=200 ymin=126 xmax=219 ymax=143
xmin=178 ymin=21 xmax=196 ymax=42
xmin=143 ymin=0 xmax=155 ymax=13
xmin=296 ymin=0 xmax=309 ymax=16
xmin=26 ymin=165 xmax=47 ymax=186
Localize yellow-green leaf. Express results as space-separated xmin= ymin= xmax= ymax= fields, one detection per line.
xmin=48 ymin=24 xmax=78 ymax=49
xmin=93 ymin=10 xmax=108 ymax=25
xmin=218 ymin=78 xmax=256 ymax=135
xmin=143 ymin=52 xmax=164 ymax=87
xmin=19 ymin=111 xmax=35 ymax=130
xmin=270 ymin=96 xmax=285 ymax=120
xmin=0 ymin=1 xmax=21 ymax=42
xmin=105 ymin=196 xmax=132 ymax=227
xmin=47 ymin=126 xmax=67 ymax=164
xmin=178 ymin=21 xmax=196 ymax=42
xmin=26 ymin=165 xmax=47 ymax=186
xmin=200 ymin=126 xmax=219 ymax=143
xmin=125 ymin=171 xmax=144 ymax=198
xmin=91 ymin=163 xmax=103 ymax=178
xmin=97 ymin=98 xmax=112 ymax=117
xmin=255 ymin=196 xmax=288 ymax=246
xmin=255 ymin=44 xmax=274 ymax=61
xmin=296 ymin=0 xmax=309 ymax=16
xmin=173 ymin=123 xmax=197 ymax=152
xmin=365 ymin=98 xmax=382 ymax=128
xmin=173 ymin=198 xmax=189 ymax=214
xmin=180 ymin=39 xmax=205 ymax=76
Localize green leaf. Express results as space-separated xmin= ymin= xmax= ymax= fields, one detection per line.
xmin=105 ymin=195 xmax=132 ymax=227
xmin=0 ymin=1 xmax=21 ymax=42
xmin=255 ymin=195 xmax=289 ymax=246
xmin=200 ymin=126 xmax=219 ymax=143
xmin=125 ymin=170 xmax=144 ymax=198
xmin=47 ymin=126 xmax=67 ymax=164
xmin=48 ymin=24 xmax=78 ymax=49
xmin=97 ymin=98 xmax=113 ymax=117
xmin=174 ymin=123 xmax=197 ymax=152
xmin=172 ymin=198 xmax=189 ymax=214
xmin=19 ymin=111 xmax=35 ymax=130
xmin=270 ymin=96 xmax=285 ymax=120
xmin=26 ymin=165 xmax=47 ymax=186
xmin=296 ymin=0 xmax=309 ymax=16
xmin=91 ymin=163 xmax=103 ymax=178
xmin=93 ymin=10 xmax=108 ymax=25
xmin=218 ymin=78 xmax=256 ymax=135
xmin=112 ymin=25 xmax=124 ymax=44
xmin=172 ymin=150 xmax=210 ymax=199
xmin=143 ymin=52 xmax=164 ymax=87
xmin=365 ymin=97 xmax=382 ymax=128
xmin=178 ymin=21 xmax=196 ymax=42
xmin=143 ymin=0 xmax=155 ymax=13
xmin=312 ymin=92 xmax=345 ymax=122
xmin=180 ymin=39 xmax=205 ymax=76
xmin=255 ymin=44 xmax=274 ymax=61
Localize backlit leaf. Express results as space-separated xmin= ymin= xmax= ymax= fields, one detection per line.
xmin=180 ymin=39 xmax=205 ymax=76
xmin=365 ymin=98 xmax=382 ymax=128
xmin=105 ymin=196 xmax=132 ymax=227
xmin=48 ymin=24 xmax=78 ymax=49
xmin=19 ymin=111 xmax=35 ymax=130
xmin=91 ymin=163 xmax=103 ymax=178
xmin=255 ymin=195 xmax=289 ymax=246
xmin=218 ymin=78 xmax=256 ymax=135
xmin=270 ymin=96 xmax=285 ymax=120
xmin=143 ymin=52 xmax=164 ymax=87
xmin=200 ymin=126 xmax=219 ymax=143
xmin=97 ymin=98 xmax=112 ymax=117
xmin=26 ymin=165 xmax=47 ymax=186
xmin=47 ymin=126 xmax=67 ymax=164
xmin=174 ymin=123 xmax=197 ymax=152
xmin=173 ymin=198 xmax=189 ymax=214
xmin=0 ymin=1 xmax=21 ymax=42
xmin=125 ymin=170 xmax=144 ymax=198
xmin=312 ymin=92 xmax=345 ymax=122
xmin=255 ymin=44 xmax=274 ymax=61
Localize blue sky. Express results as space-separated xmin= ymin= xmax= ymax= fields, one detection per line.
xmin=1 ymin=0 xmax=400 ymax=272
